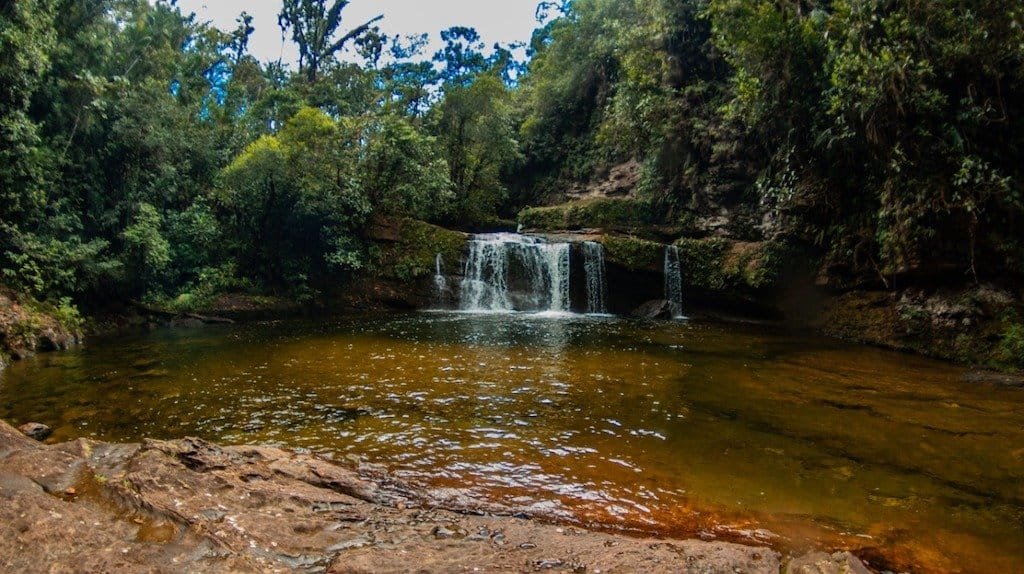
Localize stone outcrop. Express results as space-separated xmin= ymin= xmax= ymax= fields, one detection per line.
xmin=820 ymin=285 xmax=1024 ymax=370
xmin=631 ymin=299 xmax=677 ymax=320
xmin=0 ymin=420 xmax=783 ymax=573
xmin=357 ymin=217 xmax=469 ymax=310
xmin=565 ymin=160 xmax=642 ymax=200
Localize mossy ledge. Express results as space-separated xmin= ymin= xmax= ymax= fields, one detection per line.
xmin=673 ymin=238 xmax=796 ymax=293
xmin=518 ymin=198 xmax=665 ymax=235
xmin=368 ymin=217 xmax=468 ymax=282
xmin=598 ymin=235 xmax=664 ymax=272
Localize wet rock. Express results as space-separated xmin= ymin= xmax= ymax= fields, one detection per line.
xmin=168 ymin=317 xmax=204 ymax=329
xmin=17 ymin=422 xmax=52 ymax=441
xmin=327 ymin=535 xmax=372 ymax=552
xmin=961 ymin=369 xmax=1024 ymax=388
xmin=631 ymin=299 xmax=676 ymax=320
xmin=0 ymin=419 xmax=781 ymax=573
xmin=786 ymin=551 xmax=872 ymax=574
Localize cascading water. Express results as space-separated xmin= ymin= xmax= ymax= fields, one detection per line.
xmin=664 ymin=245 xmax=684 ymax=318
xmin=582 ymin=241 xmax=608 ymax=314
xmin=433 ymin=253 xmax=447 ymax=303
xmin=459 ymin=233 xmax=570 ymax=313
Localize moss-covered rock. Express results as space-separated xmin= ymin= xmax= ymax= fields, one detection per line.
xmin=369 ymin=217 xmax=467 ymax=282
xmin=0 ymin=289 xmax=83 ymax=367
xmin=673 ymin=238 xmax=792 ymax=292
xmin=599 ymin=236 xmax=664 ymax=272
xmin=518 ymin=198 xmax=662 ymax=233
xmin=821 ymin=286 xmax=1024 ymax=372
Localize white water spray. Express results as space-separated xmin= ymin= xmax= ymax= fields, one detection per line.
xmin=433 ymin=253 xmax=447 ymax=304
xmin=459 ymin=234 xmax=570 ymax=313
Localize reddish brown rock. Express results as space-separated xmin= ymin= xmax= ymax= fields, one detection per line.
xmin=16 ymin=422 xmax=51 ymax=442
xmin=0 ymin=420 xmax=781 ymax=573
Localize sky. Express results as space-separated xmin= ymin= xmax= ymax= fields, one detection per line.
xmin=168 ymin=0 xmax=543 ymax=65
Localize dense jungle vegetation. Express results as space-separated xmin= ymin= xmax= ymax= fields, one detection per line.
xmin=2 ymin=0 xmax=1022 ymax=315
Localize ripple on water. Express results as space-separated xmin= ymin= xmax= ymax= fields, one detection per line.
xmin=1 ymin=312 xmax=1022 ymax=573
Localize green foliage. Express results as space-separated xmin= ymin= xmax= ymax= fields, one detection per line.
xmin=161 ymin=263 xmax=254 ymax=313
xmin=1000 ymin=324 xmax=1024 ymax=369
xmin=121 ymin=203 xmax=172 ymax=289
xmin=514 ymin=0 xmax=737 ymax=210
xmin=430 ymin=74 xmax=520 ymax=226
xmin=4 ymin=0 xmax=1024 ymax=325
xmin=710 ymin=0 xmax=1024 ymax=280
xmin=27 ymin=297 xmax=84 ymax=333
xmin=219 ymin=108 xmax=371 ymax=290
xmin=356 ymin=114 xmax=453 ymax=220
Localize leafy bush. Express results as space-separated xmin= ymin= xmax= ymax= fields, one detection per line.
xmin=1000 ymin=324 xmax=1024 ymax=368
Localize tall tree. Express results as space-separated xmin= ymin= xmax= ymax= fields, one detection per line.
xmin=277 ymin=0 xmax=383 ymax=83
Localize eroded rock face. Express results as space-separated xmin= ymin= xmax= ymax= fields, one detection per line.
xmin=0 ymin=420 xmax=781 ymax=573
xmin=566 ymin=160 xmax=642 ymax=200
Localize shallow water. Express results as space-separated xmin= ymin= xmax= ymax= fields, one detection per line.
xmin=2 ymin=313 xmax=1022 ymax=572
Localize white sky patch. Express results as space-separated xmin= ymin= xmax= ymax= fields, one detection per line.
xmin=164 ymin=0 xmax=542 ymax=66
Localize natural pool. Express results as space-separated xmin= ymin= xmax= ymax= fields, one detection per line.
xmin=1 ymin=313 xmax=1021 ymax=572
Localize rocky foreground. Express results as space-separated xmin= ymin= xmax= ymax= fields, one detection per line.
xmin=0 ymin=420 xmax=871 ymax=573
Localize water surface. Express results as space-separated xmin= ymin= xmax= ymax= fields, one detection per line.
xmin=2 ymin=313 xmax=1022 ymax=572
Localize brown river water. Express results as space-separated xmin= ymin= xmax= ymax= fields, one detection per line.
xmin=1 ymin=313 xmax=1022 ymax=572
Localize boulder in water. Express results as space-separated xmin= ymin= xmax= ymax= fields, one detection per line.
xmin=631 ymin=299 xmax=676 ymax=320
xmin=18 ymin=422 xmax=52 ymax=441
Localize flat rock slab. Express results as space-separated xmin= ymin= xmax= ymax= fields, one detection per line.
xmin=0 ymin=420 xmax=781 ymax=573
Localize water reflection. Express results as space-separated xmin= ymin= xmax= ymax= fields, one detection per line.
xmin=1 ymin=313 xmax=1022 ymax=573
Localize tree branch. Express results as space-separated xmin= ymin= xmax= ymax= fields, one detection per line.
xmin=326 ymin=14 xmax=384 ymax=56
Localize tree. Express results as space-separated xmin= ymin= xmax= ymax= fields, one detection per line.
xmin=355 ymin=114 xmax=452 ymax=220
xmin=219 ymin=107 xmax=372 ymax=289
xmin=433 ymin=27 xmax=488 ymax=86
xmin=431 ymin=74 xmax=520 ymax=224
xmin=0 ymin=0 xmax=57 ymax=229
xmin=277 ymin=0 xmax=383 ymax=83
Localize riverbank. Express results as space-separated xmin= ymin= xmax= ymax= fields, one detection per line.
xmin=0 ymin=419 xmax=885 ymax=573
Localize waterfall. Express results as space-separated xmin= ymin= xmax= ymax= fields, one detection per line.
xmin=461 ymin=237 xmax=511 ymax=311
xmin=433 ymin=253 xmax=447 ymax=303
xmin=582 ymin=241 xmax=608 ymax=314
xmin=459 ymin=233 xmax=570 ymax=313
xmin=664 ymin=245 xmax=684 ymax=318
